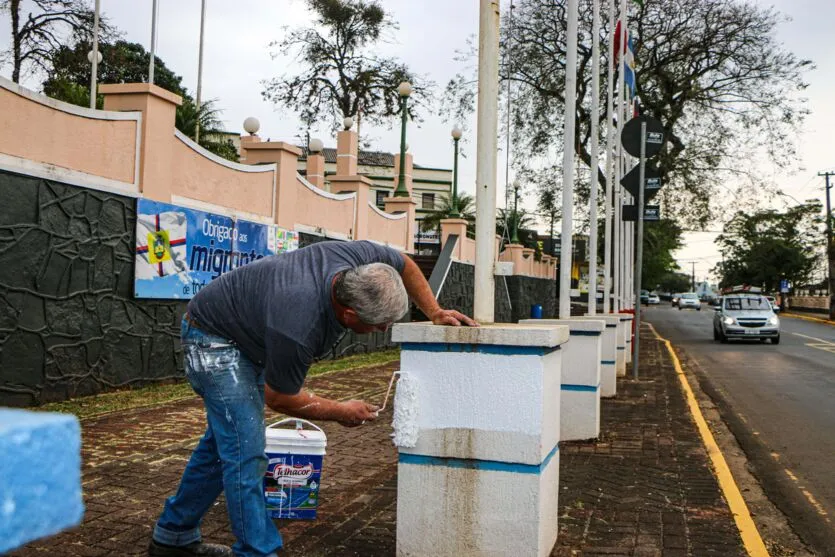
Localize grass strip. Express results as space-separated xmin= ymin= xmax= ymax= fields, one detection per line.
xmin=39 ymin=348 xmax=400 ymax=420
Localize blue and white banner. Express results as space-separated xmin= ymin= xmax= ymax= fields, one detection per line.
xmin=134 ymin=199 xmax=299 ymax=299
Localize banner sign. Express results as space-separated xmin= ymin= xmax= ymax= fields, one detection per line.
xmin=134 ymin=199 xmax=298 ymax=299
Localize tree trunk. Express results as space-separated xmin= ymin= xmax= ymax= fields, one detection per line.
xmin=10 ymin=0 xmax=21 ymax=82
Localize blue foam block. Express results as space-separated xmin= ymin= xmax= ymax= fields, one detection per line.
xmin=0 ymin=408 xmax=84 ymax=553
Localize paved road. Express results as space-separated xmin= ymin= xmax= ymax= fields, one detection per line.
xmin=645 ymin=304 xmax=835 ymax=554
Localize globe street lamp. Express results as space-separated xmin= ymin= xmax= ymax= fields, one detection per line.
xmin=394 ymin=81 xmax=413 ymax=197
xmin=450 ymin=125 xmax=463 ymax=217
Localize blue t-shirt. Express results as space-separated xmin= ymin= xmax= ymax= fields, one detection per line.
xmin=187 ymin=240 xmax=404 ymax=394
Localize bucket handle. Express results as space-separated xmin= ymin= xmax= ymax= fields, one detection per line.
xmin=267 ymin=418 xmax=325 ymax=435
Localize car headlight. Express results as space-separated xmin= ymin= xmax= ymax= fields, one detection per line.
xmin=768 ymin=315 xmax=779 ymax=326
xmin=723 ymin=317 xmax=734 ymax=325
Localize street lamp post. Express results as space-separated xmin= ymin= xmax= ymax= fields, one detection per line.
xmin=451 ymin=125 xmax=462 ymax=217
xmin=394 ymin=81 xmax=413 ymax=197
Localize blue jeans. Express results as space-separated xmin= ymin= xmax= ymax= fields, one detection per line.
xmin=153 ymin=318 xmax=283 ymax=557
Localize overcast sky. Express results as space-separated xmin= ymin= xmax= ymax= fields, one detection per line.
xmin=3 ymin=0 xmax=832 ymax=285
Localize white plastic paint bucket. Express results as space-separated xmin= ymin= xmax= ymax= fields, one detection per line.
xmin=263 ymin=418 xmax=327 ymax=520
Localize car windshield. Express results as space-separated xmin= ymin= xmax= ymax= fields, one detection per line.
xmin=724 ymin=296 xmax=771 ymax=311
xmin=682 ymin=293 xmax=697 ymax=299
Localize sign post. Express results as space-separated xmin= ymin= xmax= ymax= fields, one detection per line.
xmin=621 ymin=115 xmax=665 ymax=379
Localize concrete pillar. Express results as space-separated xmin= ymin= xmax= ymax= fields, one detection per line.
xmin=391 ymin=323 xmax=569 ymax=557
xmin=336 ymin=129 xmax=358 ymax=177
xmin=587 ymin=314 xmax=620 ymax=397
xmin=239 ymin=140 xmax=303 ymax=229
xmin=100 ymin=83 xmax=182 ymax=202
xmin=384 ymin=197 xmax=416 ymax=253
xmin=331 ymin=175 xmax=374 ymax=240
xmin=440 ymin=218 xmax=469 ymax=261
xmin=522 ymin=247 xmax=535 ymax=276
xmin=393 ymin=152 xmax=414 ymax=195
xmin=521 ymin=318 xmax=605 ymax=441
xmin=504 ymin=243 xmax=525 ymax=274
xmin=306 ymin=151 xmax=326 ymax=189
xmin=620 ymin=312 xmax=634 ymax=366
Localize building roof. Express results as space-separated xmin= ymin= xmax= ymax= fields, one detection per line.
xmin=298 ymin=146 xmax=436 ymax=170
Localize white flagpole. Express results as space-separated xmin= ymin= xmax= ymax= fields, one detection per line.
xmin=89 ymin=0 xmax=100 ymax=109
xmin=195 ymin=0 xmax=207 ymax=142
xmin=588 ymin=0 xmax=601 ymax=315
xmin=559 ymin=0 xmax=579 ymax=319
xmin=618 ymin=0 xmax=628 ymax=310
xmin=149 ymin=0 xmax=158 ymax=84
xmin=603 ymin=0 xmax=615 ymax=314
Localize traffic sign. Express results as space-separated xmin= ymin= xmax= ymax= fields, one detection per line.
xmin=780 ymin=279 xmax=789 ymax=293
xmin=622 ymin=204 xmax=661 ymax=222
xmin=621 ymin=115 xmax=665 ymax=158
xmin=621 ymin=164 xmax=663 ymax=200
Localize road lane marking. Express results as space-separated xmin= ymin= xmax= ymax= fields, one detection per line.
xmin=790 ymin=332 xmax=835 ymax=354
xmin=791 ymin=332 xmax=834 ymax=344
xmin=646 ymin=322 xmax=770 ymax=557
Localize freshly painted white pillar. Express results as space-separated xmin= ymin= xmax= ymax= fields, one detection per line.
xmin=590 ymin=314 xmax=619 ymax=397
xmin=521 ymin=318 xmax=605 ymax=441
xmin=474 ymin=0 xmax=500 ymax=322
xmin=392 ymin=323 xmax=569 ymax=557
xmin=622 ymin=312 xmax=634 ymax=365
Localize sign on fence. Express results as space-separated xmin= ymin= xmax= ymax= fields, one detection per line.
xmin=134 ymin=199 xmax=298 ymax=299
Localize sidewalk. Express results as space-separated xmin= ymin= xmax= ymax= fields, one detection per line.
xmin=13 ymin=329 xmax=746 ymax=556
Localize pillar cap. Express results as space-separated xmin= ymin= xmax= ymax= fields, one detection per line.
xmin=393 ymin=322 xmax=569 ymax=347
xmin=440 ymin=218 xmax=469 ymax=225
xmin=243 ymin=141 xmax=302 ymax=156
xmin=98 ymin=83 xmax=182 ymax=106
xmin=520 ymin=318 xmax=604 ymax=333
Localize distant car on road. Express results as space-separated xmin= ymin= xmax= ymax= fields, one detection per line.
xmin=678 ymin=293 xmax=701 ymax=311
xmin=648 ymin=293 xmax=660 ymax=305
xmin=671 ymin=293 xmax=682 ymax=307
xmin=713 ymin=293 xmax=780 ymax=344
xmin=640 ymin=289 xmax=650 ymax=305
xmin=765 ymin=295 xmax=781 ymax=313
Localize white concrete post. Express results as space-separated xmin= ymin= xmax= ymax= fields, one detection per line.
xmin=474 ymin=0 xmax=500 ymax=323
xmin=559 ymin=0 xmax=579 ymax=319
xmin=585 ymin=313 xmax=619 ymax=397
xmin=521 ymin=318 xmax=605 ymax=441
xmin=622 ymin=312 xmax=633 ymax=365
xmin=392 ymin=323 xmax=569 ymax=557
xmin=588 ymin=0 xmax=601 ymax=315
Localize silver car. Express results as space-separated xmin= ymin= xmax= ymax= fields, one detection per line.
xmin=678 ymin=292 xmax=701 ymax=310
xmin=713 ymin=294 xmax=780 ymax=344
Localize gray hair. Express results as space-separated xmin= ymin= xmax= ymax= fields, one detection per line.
xmin=334 ymin=263 xmax=409 ymax=325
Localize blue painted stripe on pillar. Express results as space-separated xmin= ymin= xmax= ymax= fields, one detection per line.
xmin=399 ymin=443 xmax=559 ymax=475
xmin=400 ymin=343 xmax=560 ymax=355
xmin=601 ymin=360 xmax=616 ymax=365
xmin=569 ymin=330 xmax=602 ymax=337
xmin=561 ymin=384 xmax=600 ymax=392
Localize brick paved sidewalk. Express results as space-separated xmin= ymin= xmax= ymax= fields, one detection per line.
xmin=14 ymin=327 xmax=746 ymax=556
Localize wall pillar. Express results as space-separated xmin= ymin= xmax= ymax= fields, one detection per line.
xmin=331 ymin=175 xmax=373 ymax=240
xmin=391 ymin=323 xmax=568 ymax=557
xmin=100 ymin=83 xmax=182 ymax=202
xmin=306 ymin=152 xmax=326 ymax=189
xmin=384 ymin=197 xmax=416 ymax=253
xmin=239 ymin=141 xmax=303 ymax=228
xmin=440 ymin=218 xmax=469 ymax=261
xmin=336 ymin=129 xmax=358 ymax=177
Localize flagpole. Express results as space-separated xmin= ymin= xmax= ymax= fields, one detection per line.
xmin=603 ymin=0 xmax=615 ymax=314
xmin=195 ymin=0 xmax=206 ymax=143
xmin=618 ymin=0 xmax=628 ymax=310
xmin=588 ymin=0 xmax=602 ymax=315
xmin=559 ymin=0 xmax=579 ymax=319
xmin=149 ymin=0 xmax=158 ymax=84
xmin=89 ymin=0 xmax=100 ymax=109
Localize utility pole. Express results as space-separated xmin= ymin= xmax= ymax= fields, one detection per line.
xmin=819 ymin=171 xmax=835 ymax=319
xmin=691 ymin=261 xmax=696 ymax=292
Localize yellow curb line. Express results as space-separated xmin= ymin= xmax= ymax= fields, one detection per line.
xmin=646 ymin=322 xmax=769 ymax=557
xmin=782 ymin=312 xmax=835 ymax=327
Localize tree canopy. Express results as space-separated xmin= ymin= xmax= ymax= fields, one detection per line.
xmin=262 ymin=0 xmax=431 ymax=133
xmin=640 ymin=219 xmax=684 ymax=290
xmin=713 ymin=202 xmax=824 ymax=292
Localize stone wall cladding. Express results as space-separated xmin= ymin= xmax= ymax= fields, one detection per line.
xmin=0 ymin=170 xmax=186 ymax=407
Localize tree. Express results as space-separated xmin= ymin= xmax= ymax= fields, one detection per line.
xmin=641 ymin=219 xmax=684 ymax=290
xmin=497 ymin=207 xmax=537 ymax=251
xmin=419 ymin=192 xmax=475 ymax=234
xmin=1 ymin=0 xmax=117 ymax=82
xmin=42 ymin=39 xmax=238 ymax=162
xmin=443 ymin=0 xmax=811 ymax=228
xmin=713 ymin=202 xmax=824 ymax=292
xmin=262 ymin=0 xmax=431 ymax=132
xmin=658 ymin=272 xmax=692 ymax=294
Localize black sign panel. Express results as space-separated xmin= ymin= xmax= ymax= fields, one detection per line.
xmin=622 ymin=204 xmax=661 ymax=222
xmin=620 ymin=164 xmax=663 ymax=200
xmin=621 ymin=115 xmax=665 ymax=158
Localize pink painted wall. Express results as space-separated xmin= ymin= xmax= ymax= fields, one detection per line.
xmin=367 ymin=202 xmax=409 ymax=250
xmin=293 ymin=176 xmax=355 ymax=237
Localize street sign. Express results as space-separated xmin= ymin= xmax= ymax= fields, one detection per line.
xmin=622 ymin=204 xmax=661 ymax=222
xmin=620 ymin=164 xmax=663 ymax=200
xmin=621 ymin=115 xmax=665 ymax=158
xmin=780 ymin=279 xmax=789 ymax=293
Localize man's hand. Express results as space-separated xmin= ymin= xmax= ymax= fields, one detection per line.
xmin=338 ymin=400 xmax=380 ymax=427
xmin=430 ymin=308 xmax=479 ymax=327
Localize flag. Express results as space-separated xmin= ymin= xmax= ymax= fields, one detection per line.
xmin=623 ymin=35 xmax=637 ymax=100
xmin=135 ymin=211 xmax=189 ymax=279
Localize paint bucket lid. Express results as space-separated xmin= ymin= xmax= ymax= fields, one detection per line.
xmin=265 ymin=419 xmax=327 ymax=454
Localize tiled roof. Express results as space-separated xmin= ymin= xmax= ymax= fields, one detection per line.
xmin=298 ymin=146 xmax=428 ymax=169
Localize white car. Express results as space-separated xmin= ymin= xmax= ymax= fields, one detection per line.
xmin=648 ymin=294 xmax=660 ymax=305
xmin=678 ymin=293 xmax=701 ymax=310
xmin=765 ymin=296 xmax=781 ymax=312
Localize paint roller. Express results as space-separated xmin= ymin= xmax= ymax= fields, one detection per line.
xmin=377 ymin=371 xmax=419 ymax=448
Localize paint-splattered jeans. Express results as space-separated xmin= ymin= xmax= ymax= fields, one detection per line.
xmin=153 ymin=317 xmax=282 ymax=557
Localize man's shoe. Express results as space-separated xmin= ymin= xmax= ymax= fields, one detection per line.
xmin=148 ymin=539 xmax=234 ymax=556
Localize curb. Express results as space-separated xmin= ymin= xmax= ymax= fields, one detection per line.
xmin=646 ymin=322 xmax=770 ymax=557
xmin=782 ymin=312 xmax=835 ymax=327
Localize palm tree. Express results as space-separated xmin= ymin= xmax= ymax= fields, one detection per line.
xmin=497 ymin=208 xmax=538 ymax=250
xmin=175 ymin=98 xmax=238 ymax=162
xmin=420 ymin=192 xmax=476 ymax=234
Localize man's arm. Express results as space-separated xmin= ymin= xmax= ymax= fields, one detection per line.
xmin=400 ymin=254 xmax=478 ymax=326
xmin=265 ymin=385 xmax=378 ymax=427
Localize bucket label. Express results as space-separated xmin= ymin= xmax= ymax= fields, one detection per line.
xmin=264 ymin=452 xmax=323 ymax=520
